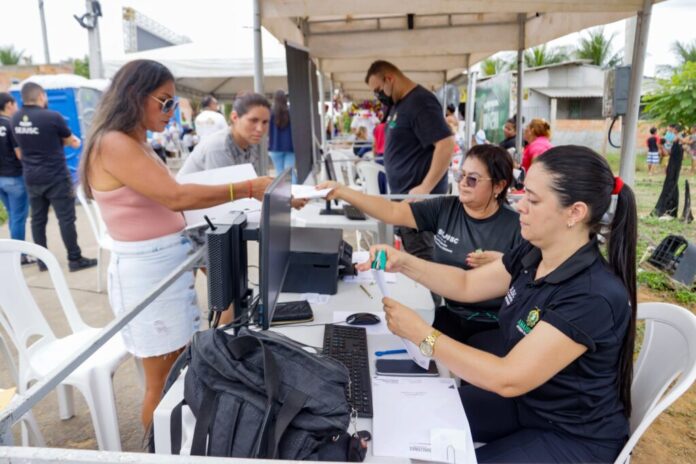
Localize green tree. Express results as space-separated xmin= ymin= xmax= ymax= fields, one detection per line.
xmin=511 ymin=45 xmax=569 ymax=69
xmin=657 ymin=40 xmax=696 ymax=76
xmin=480 ymin=57 xmax=509 ymax=76
xmin=575 ymin=27 xmax=621 ymax=68
xmin=73 ymin=56 xmax=90 ymax=78
xmin=643 ymin=61 xmax=696 ymax=127
xmin=0 ymin=45 xmax=24 ymax=65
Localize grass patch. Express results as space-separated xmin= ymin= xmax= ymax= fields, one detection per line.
xmin=0 ymin=202 xmax=6 ymax=226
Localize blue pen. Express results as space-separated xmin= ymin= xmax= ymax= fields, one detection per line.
xmin=374 ymin=349 xmax=408 ymax=357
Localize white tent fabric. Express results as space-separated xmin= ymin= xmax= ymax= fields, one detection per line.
xmin=103 ymin=41 xmax=287 ymax=99
xmin=260 ymin=0 xmax=663 ymax=99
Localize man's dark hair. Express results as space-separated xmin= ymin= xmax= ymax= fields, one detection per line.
xmin=673 ymin=124 xmax=682 ymax=132
xmin=364 ymin=60 xmax=401 ymax=84
xmin=233 ymin=92 xmax=270 ymax=117
xmin=0 ymin=92 xmax=15 ymax=112
xmin=21 ymin=82 xmax=45 ymax=103
xmin=446 ymin=104 xmax=456 ymax=114
xmin=201 ymin=95 xmax=217 ymax=109
xmin=649 ymin=127 xmax=657 ymax=135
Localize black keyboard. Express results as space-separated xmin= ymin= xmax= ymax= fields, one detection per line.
xmin=343 ymin=205 xmax=367 ymax=221
xmin=322 ymin=325 xmax=373 ymax=418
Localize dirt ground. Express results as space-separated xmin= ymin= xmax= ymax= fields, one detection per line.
xmin=0 ymin=207 xmax=694 ymax=461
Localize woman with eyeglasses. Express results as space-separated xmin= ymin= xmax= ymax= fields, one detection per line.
xmin=360 ymin=146 xmax=638 ymax=463
xmin=79 ymin=60 xmax=274 ymax=429
xmin=317 ymin=144 xmax=522 ymax=345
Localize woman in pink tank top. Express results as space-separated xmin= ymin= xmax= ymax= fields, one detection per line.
xmin=79 ymin=59 xmax=274 ymax=429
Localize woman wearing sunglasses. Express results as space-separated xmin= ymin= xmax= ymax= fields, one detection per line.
xmin=317 ymin=144 xmax=522 ymax=345
xmin=361 ymin=146 xmax=637 ymax=463
xmin=79 ymin=59 xmax=274 ymax=429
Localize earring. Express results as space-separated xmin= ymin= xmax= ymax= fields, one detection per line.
xmin=567 ymin=222 xmax=574 ymax=228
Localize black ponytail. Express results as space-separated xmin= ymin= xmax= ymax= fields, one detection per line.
xmin=536 ymin=145 xmax=637 ymax=417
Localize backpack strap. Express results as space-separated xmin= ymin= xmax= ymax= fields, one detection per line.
xmin=170 ymin=399 xmax=184 ymax=455
xmin=190 ymin=387 xmax=218 ymax=456
xmin=268 ymin=388 xmax=308 ymax=458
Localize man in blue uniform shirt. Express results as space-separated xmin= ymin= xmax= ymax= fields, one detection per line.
xmin=11 ymin=82 xmax=96 ymax=271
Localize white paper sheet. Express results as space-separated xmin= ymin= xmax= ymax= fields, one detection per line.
xmin=371 ymin=377 xmax=473 ymax=462
xmin=300 ymin=293 xmax=330 ymax=305
xmin=176 ymin=164 xmax=260 ymax=226
xmin=291 ymin=185 xmax=332 ymax=199
xmin=332 ymin=311 xmax=391 ymax=335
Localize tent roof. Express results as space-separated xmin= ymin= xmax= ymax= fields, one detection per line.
xmin=102 ymin=41 xmax=288 ymax=100
xmin=261 ymin=0 xmax=662 ymax=97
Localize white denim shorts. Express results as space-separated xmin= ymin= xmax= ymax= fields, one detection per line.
xmin=107 ymin=231 xmax=201 ymax=358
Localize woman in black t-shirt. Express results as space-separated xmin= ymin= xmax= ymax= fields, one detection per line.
xmin=358 ymin=145 xmax=638 ymax=463
xmin=318 ymin=145 xmax=522 ymax=344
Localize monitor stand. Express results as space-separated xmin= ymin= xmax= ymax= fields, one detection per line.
xmin=320 ymin=199 xmax=344 ymax=216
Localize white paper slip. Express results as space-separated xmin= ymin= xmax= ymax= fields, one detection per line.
xmin=372 ymin=377 xmax=473 ymax=461
xmin=332 ymin=311 xmax=391 ymax=335
xmin=176 ymin=164 xmax=259 ymax=226
xmin=291 ymin=185 xmax=332 ymax=199
xmin=402 ymin=338 xmax=431 ymax=370
xmin=300 ymin=293 xmax=330 ymax=305
xmin=373 ymin=269 xmax=391 ymax=298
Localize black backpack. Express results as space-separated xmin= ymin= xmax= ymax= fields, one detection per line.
xmin=165 ymin=326 xmax=367 ymax=460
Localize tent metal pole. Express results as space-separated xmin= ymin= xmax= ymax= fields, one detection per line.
xmin=317 ymin=62 xmax=327 ymax=156
xmin=515 ymin=13 xmax=525 ymax=163
xmin=464 ymin=71 xmax=476 ymax=153
xmin=253 ymin=0 xmax=268 ymax=175
xmin=619 ymin=0 xmax=653 ymax=186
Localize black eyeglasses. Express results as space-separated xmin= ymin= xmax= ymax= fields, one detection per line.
xmin=452 ymin=169 xmax=492 ymax=188
xmin=150 ymin=95 xmax=179 ymax=113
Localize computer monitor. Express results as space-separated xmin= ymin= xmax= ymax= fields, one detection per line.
xmin=258 ymin=167 xmax=292 ymax=329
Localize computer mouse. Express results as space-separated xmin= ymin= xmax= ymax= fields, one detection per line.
xmin=346 ymin=312 xmax=381 ymax=325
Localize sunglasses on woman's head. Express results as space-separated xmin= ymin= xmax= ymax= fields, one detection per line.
xmin=452 ymin=169 xmax=492 ymax=188
xmin=150 ymin=95 xmax=179 ymax=113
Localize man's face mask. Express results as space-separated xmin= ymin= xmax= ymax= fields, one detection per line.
xmin=374 ymin=77 xmax=394 ymax=107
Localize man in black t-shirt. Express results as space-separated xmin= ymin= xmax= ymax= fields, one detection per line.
xmin=11 ymin=82 xmax=96 ymax=272
xmin=0 ymin=92 xmax=32 ymax=263
xmin=364 ymin=60 xmax=455 ymax=267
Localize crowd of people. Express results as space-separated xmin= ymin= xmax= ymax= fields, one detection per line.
xmin=0 ymin=56 xmax=661 ymax=463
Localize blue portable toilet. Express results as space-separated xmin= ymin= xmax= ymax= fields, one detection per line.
xmin=10 ymin=74 xmax=107 ymax=183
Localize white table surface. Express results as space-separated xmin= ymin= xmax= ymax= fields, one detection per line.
xmin=153 ymin=275 xmax=476 ymax=462
xmin=292 ymin=201 xmax=392 ymax=245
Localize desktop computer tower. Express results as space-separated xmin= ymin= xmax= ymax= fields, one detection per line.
xmin=282 ymin=227 xmax=342 ymax=295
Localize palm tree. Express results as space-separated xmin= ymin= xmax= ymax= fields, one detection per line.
xmin=656 ymin=39 xmax=696 ymax=76
xmin=480 ymin=57 xmax=509 ymax=76
xmin=520 ymin=45 xmax=570 ymax=69
xmin=575 ymin=27 xmax=621 ymax=68
xmin=0 ymin=45 xmax=24 ymax=65
xmin=671 ymin=40 xmax=696 ymax=66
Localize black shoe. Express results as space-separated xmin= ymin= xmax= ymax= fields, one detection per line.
xmin=37 ymin=260 xmax=48 ymax=272
xmin=68 ymin=257 xmax=98 ymax=272
xmin=21 ymin=255 xmax=37 ymax=266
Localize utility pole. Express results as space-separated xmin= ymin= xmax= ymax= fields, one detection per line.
xmin=74 ymin=1 xmax=104 ymax=78
xmin=252 ymin=0 xmax=268 ymax=175
xmin=38 ymin=0 xmax=51 ymax=63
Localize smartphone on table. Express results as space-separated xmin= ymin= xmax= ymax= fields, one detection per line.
xmin=375 ymin=359 xmax=439 ymax=377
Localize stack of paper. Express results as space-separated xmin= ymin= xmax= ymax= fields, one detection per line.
xmin=372 ymin=377 xmax=476 ymax=463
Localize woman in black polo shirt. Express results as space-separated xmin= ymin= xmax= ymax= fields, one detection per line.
xmin=318 ymin=144 xmax=522 ymax=344
xmin=360 ymin=145 xmax=637 ymax=463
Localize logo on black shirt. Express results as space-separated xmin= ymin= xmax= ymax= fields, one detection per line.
xmin=516 ymin=307 xmax=541 ymax=335
xmin=504 ymin=286 xmax=517 ymax=306
xmin=0 ymin=126 xmax=6 ymax=137
xmin=15 ymin=115 xmax=39 ymax=135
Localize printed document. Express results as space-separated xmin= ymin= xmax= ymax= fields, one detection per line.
xmin=372 ymin=376 xmax=475 ymax=463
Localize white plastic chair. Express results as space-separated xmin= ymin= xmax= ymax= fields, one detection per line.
xmin=328 ymin=150 xmax=360 ymax=187
xmin=0 ymin=333 xmax=45 ymax=447
xmin=356 ymin=161 xmax=389 ymax=195
xmin=0 ymin=239 xmax=131 ymax=451
xmin=76 ymin=185 xmax=113 ymax=292
xmin=614 ymin=302 xmax=696 ymax=464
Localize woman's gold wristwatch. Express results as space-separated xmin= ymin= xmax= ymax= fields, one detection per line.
xmin=419 ymin=329 xmax=442 ymax=357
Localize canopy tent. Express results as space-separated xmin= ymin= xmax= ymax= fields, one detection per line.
xmin=258 ymin=0 xmax=659 ymax=183
xmin=260 ymin=0 xmax=662 ymax=100
xmin=103 ymin=41 xmax=287 ymax=100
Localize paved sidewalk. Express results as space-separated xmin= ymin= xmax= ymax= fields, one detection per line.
xmin=0 ymin=204 xmax=211 ymax=452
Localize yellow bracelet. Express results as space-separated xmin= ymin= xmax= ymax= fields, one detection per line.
xmin=229 ymin=183 xmax=235 ymax=201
